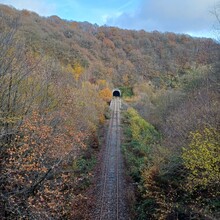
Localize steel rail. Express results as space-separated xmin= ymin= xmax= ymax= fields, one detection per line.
xmin=99 ymin=98 xmax=118 ymax=219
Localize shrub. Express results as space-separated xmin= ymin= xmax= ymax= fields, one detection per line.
xmin=182 ymin=127 xmax=220 ymax=190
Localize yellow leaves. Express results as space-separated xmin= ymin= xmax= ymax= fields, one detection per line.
xmin=74 ymin=63 xmax=84 ymax=80
xmin=0 ymin=116 xmax=21 ymax=124
xmin=127 ymin=108 xmax=159 ymax=144
xmin=142 ymin=165 xmax=159 ymax=184
xmin=99 ymin=114 xmax=105 ymax=125
xmin=182 ymin=126 xmax=220 ymax=190
xmin=97 ymin=79 xmax=107 ymax=89
xmin=99 ymin=87 xmax=112 ymax=102
xmin=65 ymin=62 xmax=84 ymax=81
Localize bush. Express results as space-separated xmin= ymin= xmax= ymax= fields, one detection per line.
xmin=122 ymin=108 xmax=161 ymax=217
xmin=123 ymin=106 xmax=220 ymax=219
xmin=119 ymin=86 xmax=134 ymax=98
xmin=182 ymin=127 xmax=220 ymax=190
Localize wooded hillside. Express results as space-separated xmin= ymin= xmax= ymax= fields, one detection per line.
xmin=0 ymin=4 xmax=218 ymax=88
xmin=0 ymin=4 xmax=219 ymax=219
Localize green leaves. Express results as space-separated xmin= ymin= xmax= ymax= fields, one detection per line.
xmin=127 ymin=108 xmax=159 ymax=145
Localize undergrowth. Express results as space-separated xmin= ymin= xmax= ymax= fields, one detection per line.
xmin=122 ymin=107 xmax=220 ymax=220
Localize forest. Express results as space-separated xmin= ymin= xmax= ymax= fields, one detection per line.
xmin=0 ymin=4 xmax=219 ymax=219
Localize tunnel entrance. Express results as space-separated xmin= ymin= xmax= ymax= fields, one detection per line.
xmin=112 ymin=89 xmax=121 ymax=97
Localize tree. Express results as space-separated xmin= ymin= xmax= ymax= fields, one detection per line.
xmin=2 ymin=112 xmax=86 ymax=219
xmin=99 ymin=87 xmax=112 ymax=102
xmin=182 ymin=127 xmax=220 ymax=190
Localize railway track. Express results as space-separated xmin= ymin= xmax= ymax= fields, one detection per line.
xmin=97 ymin=97 xmax=127 ymax=220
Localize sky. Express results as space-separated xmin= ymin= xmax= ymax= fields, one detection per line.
xmin=0 ymin=0 xmax=219 ymax=39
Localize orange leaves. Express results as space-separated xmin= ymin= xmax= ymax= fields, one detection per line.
xmin=1 ymin=12 xmax=107 ymax=219
xmin=99 ymin=87 xmax=112 ymax=102
xmin=21 ymin=9 xmax=31 ymax=17
xmin=2 ymin=110 xmax=90 ymax=218
xmin=99 ymin=114 xmax=105 ymax=125
xmin=69 ymin=21 xmax=78 ymax=29
xmin=103 ymin=37 xmax=115 ymax=49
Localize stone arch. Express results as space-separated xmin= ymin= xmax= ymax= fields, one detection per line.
xmin=112 ymin=89 xmax=121 ymax=97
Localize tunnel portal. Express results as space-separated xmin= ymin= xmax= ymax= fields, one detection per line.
xmin=112 ymin=89 xmax=121 ymax=97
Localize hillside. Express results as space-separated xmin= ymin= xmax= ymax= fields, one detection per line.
xmin=0 ymin=4 xmax=218 ymax=88
xmin=0 ymin=4 xmax=219 ymax=220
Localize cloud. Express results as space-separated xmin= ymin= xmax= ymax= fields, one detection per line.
xmin=0 ymin=0 xmax=56 ymax=16
xmin=0 ymin=0 xmax=218 ymax=37
xmin=107 ymin=0 xmax=217 ymax=34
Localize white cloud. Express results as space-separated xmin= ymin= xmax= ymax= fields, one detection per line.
xmin=107 ymin=0 xmax=218 ymax=36
xmin=0 ymin=0 xmax=218 ymax=38
xmin=102 ymin=12 xmax=123 ymax=24
xmin=0 ymin=0 xmax=56 ymax=16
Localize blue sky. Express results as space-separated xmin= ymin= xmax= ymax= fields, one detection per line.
xmin=0 ymin=0 xmax=219 ymax=39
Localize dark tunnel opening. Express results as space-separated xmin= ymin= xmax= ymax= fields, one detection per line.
xmin=113 ymin=90 xmax=121 ymax=97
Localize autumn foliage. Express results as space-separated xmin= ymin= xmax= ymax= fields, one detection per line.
xmin=0 ymin=9 xmax=107 ymax=219
xmin=182 ymin=127 xmax=220 ymax=190
xmin=0 ymin=4 xmax=219 ymax=219
xmin=122 ymin=55 xmax=219 ymax=219
xmin=3 ymin=112 xmax=87 ymax=218
xmin=99 ymin=87 xmax=112 ymax=102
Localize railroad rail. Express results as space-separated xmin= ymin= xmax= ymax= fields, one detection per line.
xmin=98 ymin=97 xmax=126 ymax=220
